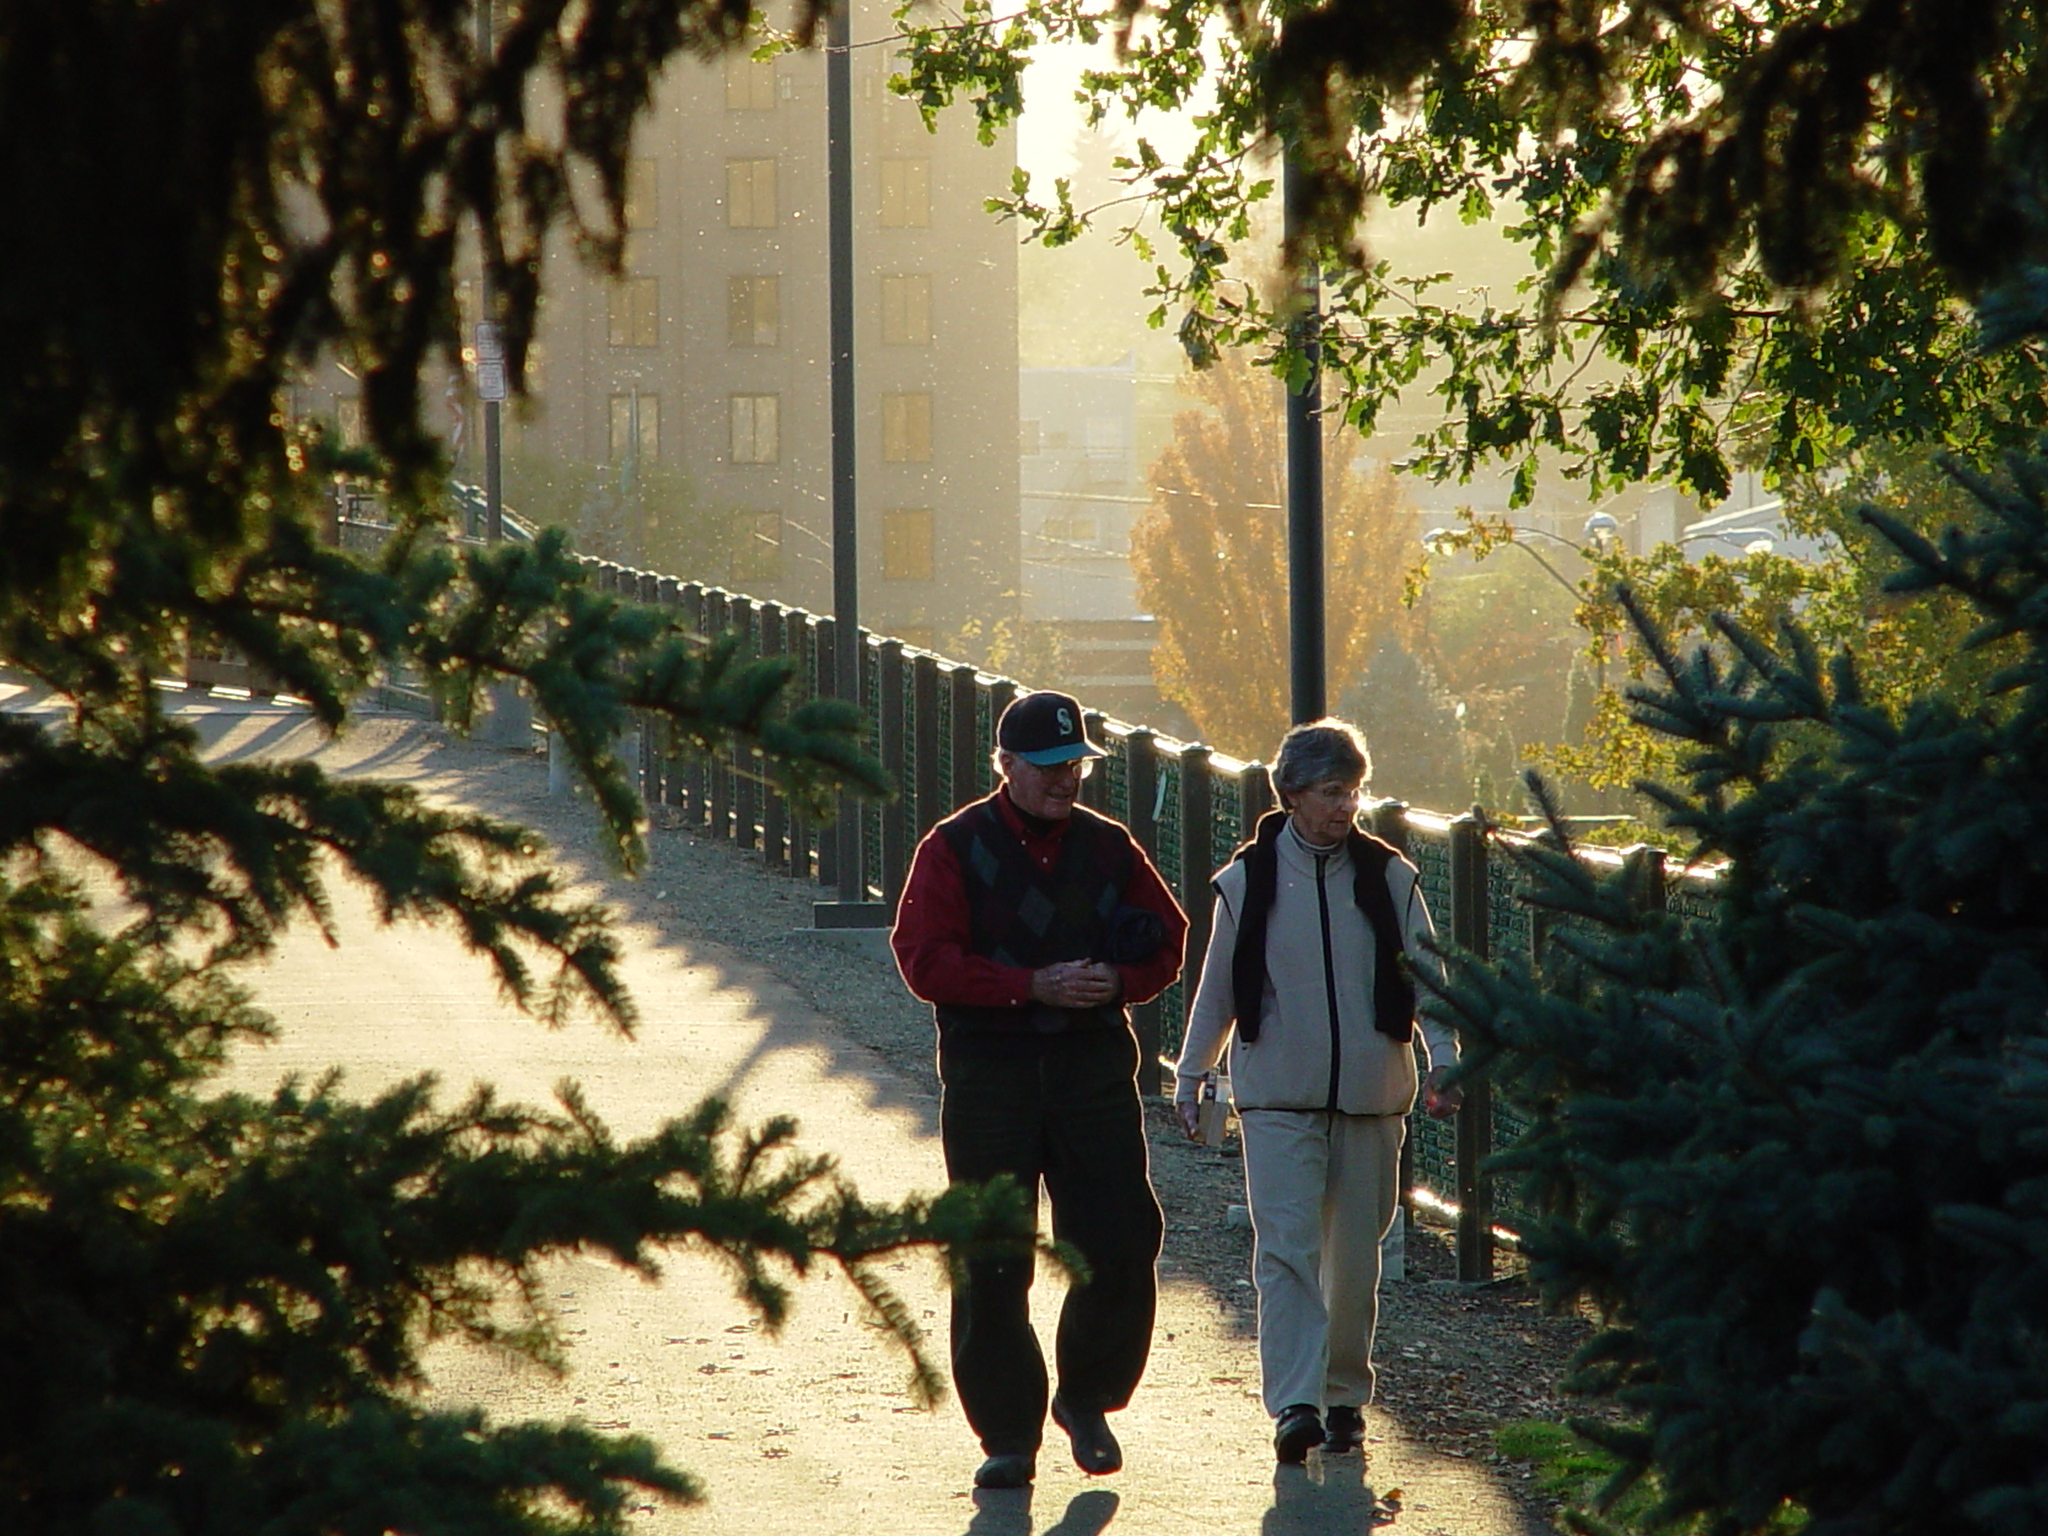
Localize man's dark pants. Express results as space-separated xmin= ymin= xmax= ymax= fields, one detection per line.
xmin=939 ymin=1024 xmax=1165 ymax=1457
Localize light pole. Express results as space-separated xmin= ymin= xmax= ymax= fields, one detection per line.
xmin=474 ymin=0 xmax=528 ymax=750
xmin=826 ymin=0 xmax=862 ymax=904
xmin=1283 ymin=149 xmax=1325 ymax=725
xmin=475 ymin=0 xmax=503 ymax=546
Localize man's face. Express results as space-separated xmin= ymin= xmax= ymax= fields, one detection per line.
xmin=1001 ymin=751 xmax=1091 ymax=820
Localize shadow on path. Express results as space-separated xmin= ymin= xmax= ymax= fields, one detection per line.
xmin=1265 ymin=1462 xmax=1400 ymax=1535
xmin=964 ymin=1486 xmax=1120 ymax=1536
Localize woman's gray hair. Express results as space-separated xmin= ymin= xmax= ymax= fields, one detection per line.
xmin=1270 ymin=717 xmax=1372 ymax=803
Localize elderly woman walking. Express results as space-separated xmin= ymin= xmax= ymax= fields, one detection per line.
xmin=1175 ymin=718 xmax=1460 ymax=1463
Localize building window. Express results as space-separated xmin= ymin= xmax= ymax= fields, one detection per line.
xmin=725 ymin=53 xmax=777 ymax=110
xmin=1020 ymin=420 xmax=1041 ymax=454
xmin=1085 ymin=416 xmax=1126 ymax=457
xmin=730 ymin=393 xmax=780 ymax=464
xmin=608 ymin=393 xmax=659 ymax=465
xmin=608 ymin=276 xmax=659 ymax=347
xmin=880 ymin=158 xmax=931 ymax=227
xmin=882 ymin=391 xmax=932 ymax=463
xmin=730 ymin=511 xmax=782 ymax=582
xmin=336 ymin=396 xmax=366 ymax=448
xmin=880 ymin=274 xmax=932 ymax=345
xmin=1041 ymin=515 xmax=1099 ymax=544
xmin=726 ymin=158 xmax=777 ymax=228
xmin=623 ymin=158 xmax=658 ymax=229
xmin=727 ymin=276 xmax=780 ymax=347
xmin=883 ymin=508 xmax=934 ymax=580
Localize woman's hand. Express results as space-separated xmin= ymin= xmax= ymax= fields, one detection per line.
xmin=1422 ymin=1065 xmax=1463 ymax=1120
xmin=1176 ymin=1099 xmax=1202 ymax=1141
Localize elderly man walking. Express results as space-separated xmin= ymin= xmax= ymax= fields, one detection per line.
xmin=891 ymin=690 xmax=1187 ymax=1491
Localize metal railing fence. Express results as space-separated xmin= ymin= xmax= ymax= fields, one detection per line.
xmin=188 ymin=508 xmax=1716 ymax=1284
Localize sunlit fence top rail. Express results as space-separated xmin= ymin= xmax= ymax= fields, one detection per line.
xmin=574 ymin=565 xmax=1720 ymax=1282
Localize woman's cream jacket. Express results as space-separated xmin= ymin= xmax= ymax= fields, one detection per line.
xmin=1174 ymin=820 xmax=1458 ymax=1116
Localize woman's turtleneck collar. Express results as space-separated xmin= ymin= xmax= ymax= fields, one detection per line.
xmin=1283 ymin=817 xmax=1345 ymax=858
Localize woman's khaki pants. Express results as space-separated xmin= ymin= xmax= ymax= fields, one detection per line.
xmin=1238 ymin=1107 xmax=1406 ymax=1418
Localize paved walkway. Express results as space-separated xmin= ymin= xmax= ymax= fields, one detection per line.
xmin=168 ymin=696 xmax=1544 ymax=1536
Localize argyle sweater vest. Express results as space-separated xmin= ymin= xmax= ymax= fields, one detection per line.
xmin=933 ymin=795 xmax=1135 ymax=1037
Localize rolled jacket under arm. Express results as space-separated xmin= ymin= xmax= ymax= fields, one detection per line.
xmin=1174 ymin=823 xmax=1456 ymax=1116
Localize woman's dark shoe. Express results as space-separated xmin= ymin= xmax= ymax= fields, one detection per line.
xmin=1323 ymin=1404 xmax=1365 ymax=1453
xmin=1051 ymin=1394 xmax=1123 ymax=1475
xmin=974 ymin=1452 xmax=1036 ymax=1489
xmin=1274 ymin=1403 xmax=1323 ymax=1464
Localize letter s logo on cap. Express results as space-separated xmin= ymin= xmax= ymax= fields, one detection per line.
xmin=1057 ymin=707 xmax=1074 ymax=735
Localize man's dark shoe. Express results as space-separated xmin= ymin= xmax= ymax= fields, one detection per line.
xmin=1274 ymin=1403 xmax=1323 ymax=1465
xmin=1051 ymin=1395 xmax=1124 ymax=1475
xmin=973 ymin=1452 xmax=1036 ymax=1489
xmin=1323 ymin=1404 xmax=1365 ymax=1454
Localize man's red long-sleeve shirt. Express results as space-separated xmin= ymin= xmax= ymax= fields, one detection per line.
xmin=891 ymin=789 xmax=1188 ymax=1010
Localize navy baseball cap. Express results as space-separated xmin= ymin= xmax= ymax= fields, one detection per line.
xmin=997 ymin=690 xmax=1107 ymax=766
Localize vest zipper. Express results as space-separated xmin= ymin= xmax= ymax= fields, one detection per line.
xmin=1315 ymin=852 xmax=1341 ymax=1110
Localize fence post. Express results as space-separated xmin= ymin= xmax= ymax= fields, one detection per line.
xmin=1622 ymin=842 xmax=1667 ymax=918
xmin=1239 ymin=759 xmax=1274 ymax=842
xmin=1080 ymin=710 xmax=1110 ymax=811
xmin=655 ymin=577 xmax=681 ymax=810
xmin=636 ymin=572 xmax=660 ymax=805
xmin=787 ymin=608 xmax=817 ymax=879
xmin=733 ymin=601 xmax=760 ymax=853
xmin=1448 ymin=811 xmax=1494 ymax=1282
xmin=1526 ymin=826 xmax=1560 ymax=969
xmin=912 ymin=652 xmax=942 ymax=848
xmin=984 ymin=679 xmax=1017 ymax=801
xmin=814 ymin=616 xmax=840 ymax=891
xmin=679 ymin=583 xmax=708 ymax=827
xmin=1121 ymin=728 xmax=1161 ymax=1076
xmin=1168 ymin=743 xmax=1213 ymax=1100
xmin=850 ymin=629 xmax=877 ymax=901
xmin=950 ymin=664 xmax=979 ymax=811
xmin=1125 ymin=728 xmax=1159 ymax=854
xmin=1368 ymin=799 xmax=1420 ymax=1214
xmin=1368 ymin=798 xmax=1409 ymax=854
xmin=706 ymin=590 xmax=734 ymax=845
xmin=879 ymin=638 xmax=909 ymax=907
xmin=760 ymin=602 xmax=789 ymax=869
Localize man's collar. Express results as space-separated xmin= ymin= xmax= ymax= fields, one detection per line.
xmin=996 ymin=786 xmax=1066 ymax=839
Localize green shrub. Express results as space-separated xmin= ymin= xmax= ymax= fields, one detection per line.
xmin=1431 ymin=449 xmax=2048 ymax=1536
xmin=1496 ymin=1420 xmax=1806 ymax=1535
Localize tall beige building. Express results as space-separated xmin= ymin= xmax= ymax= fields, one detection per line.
xmin=504 ymin=28 xmax=1021 ymax=652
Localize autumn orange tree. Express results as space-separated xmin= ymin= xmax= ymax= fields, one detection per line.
xmin=1133 ymin=353 xmax=1417 ymax=762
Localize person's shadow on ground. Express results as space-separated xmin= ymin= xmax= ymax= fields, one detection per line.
xmin=963 ymin=1486 xmax=1119 ymax=1536
xmin=1264 ymin=1458 xmax=1400 ymax=1535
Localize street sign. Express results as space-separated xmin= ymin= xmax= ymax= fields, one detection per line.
xmin=473 ymin=321 xmax=504 ymax=363
xmin=475 ymin=359 xmax=508 ymax=402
